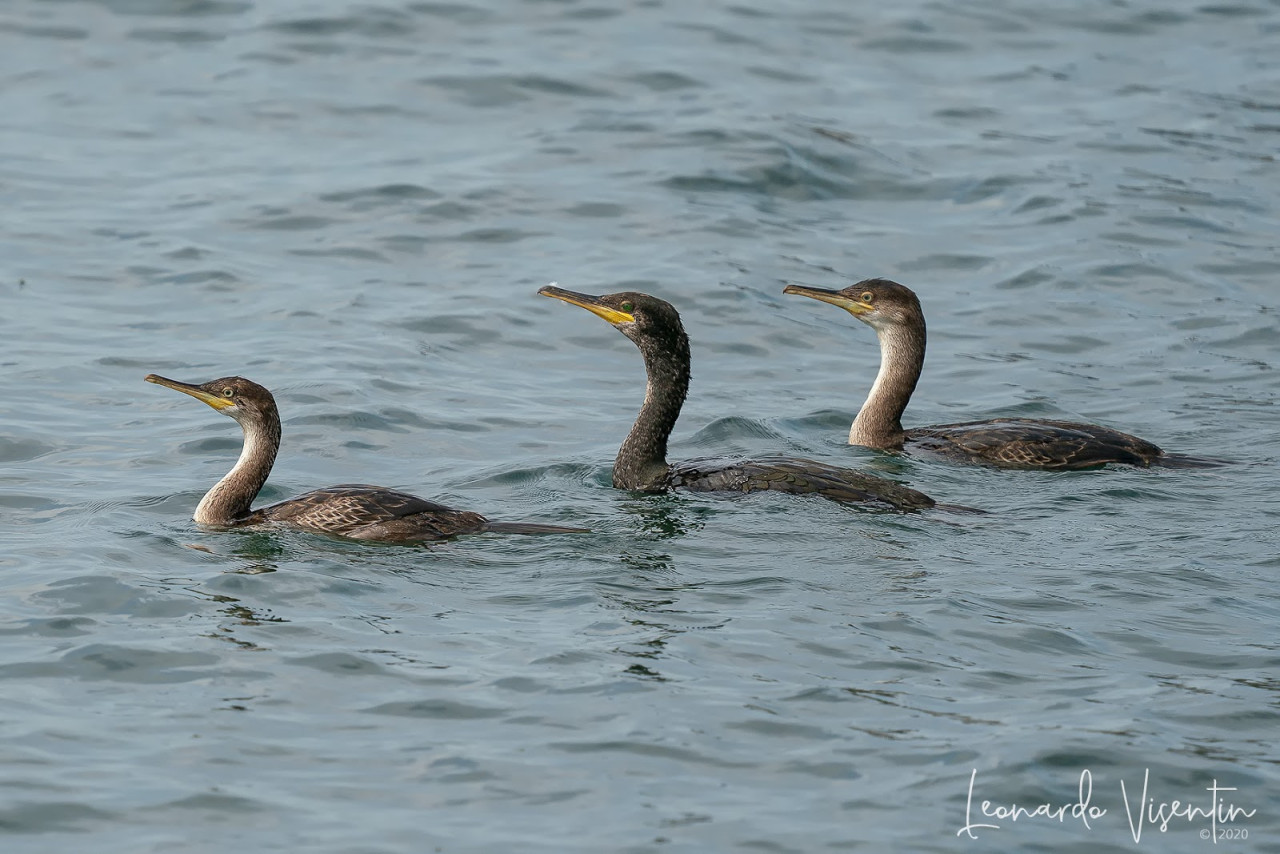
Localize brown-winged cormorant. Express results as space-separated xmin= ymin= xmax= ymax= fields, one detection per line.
xmin=783 ymin=279 xmax=1215 ymax=470
xmin=146 ymin=374 xmax=587 ymax=542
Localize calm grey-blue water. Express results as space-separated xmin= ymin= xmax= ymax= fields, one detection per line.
xmin=3 ymin=1 xmax=1278 ymax=851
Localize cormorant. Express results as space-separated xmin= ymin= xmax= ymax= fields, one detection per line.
xmin=146 ymin=374 xmax=587 ymax=542
xmin=537 ymin=286 xmax=940 ymax=510
xmin=783 ymin=279 xmax=1216 ymax=470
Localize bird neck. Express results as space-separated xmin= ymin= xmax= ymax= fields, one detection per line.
xmin=193 ymin=411 xmax=281 ymax=525
xmin=850 ymin=320 xmax=925 ymax=449
xmin=615 ymin=332 xmax=690 ymax=490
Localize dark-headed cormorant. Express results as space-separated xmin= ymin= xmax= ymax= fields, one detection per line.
xmin=537 ymin=286 xmax=940 ymax=510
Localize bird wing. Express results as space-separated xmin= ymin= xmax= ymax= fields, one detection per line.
xmin=257 ymin=484 xmax=487 ymax=539
xmin=668 ymin=456 xmax=935 ymax=510
xmin=908 ymin=419 xmax=1163 ymax=469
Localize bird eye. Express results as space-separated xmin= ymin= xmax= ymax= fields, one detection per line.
xmin=222 ymin=388 xmax=234 ymax=398
xmin=620 ymin=301 xmax=634 ymax=313
xmin=860 ymin=291 xmax=875 ymax=303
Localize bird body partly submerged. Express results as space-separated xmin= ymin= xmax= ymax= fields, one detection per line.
xmin=146 ymin=374 xmax=585 ymax=543
xmin=668 ymin=455 xmax=936 ymax=509
xmin=904 ymin=419 xmax=1164 ymax=470
xmin=235 ymin=484 xmax=490 ymax=541
xmin=783 ymin=279 xmax=1216 ymax=470
xmin=537 ymin=285 xmax=938 ymax=511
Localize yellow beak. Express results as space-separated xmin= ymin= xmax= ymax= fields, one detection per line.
xmin=783 ymin=284 xmax=872 ymax=317
xmin=145 ymin=374 xmax=236 ymax=411
xmin=538 ymin=284 xmax=635 ymax=325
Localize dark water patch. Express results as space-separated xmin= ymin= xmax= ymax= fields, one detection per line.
xmin=406 ymin=3 xmax=493 ymax=25
xmin=1078 ymin=139 xmax=1169 ymax=155
xmin=397 ymin=314 xmax=502 ymax=343
xmin=365 ymin=699 xmax=505 ymax=719
xmin=244 ymin=213 xmax=337 ymax=232
xmin=1141 ymin=126 xmax=1251 ymax=151
xmin=1030 ymin=334 xmax=1110 ymax=354
xmin=1101 ymin=230 xmax=1181 ymax=247
xmin=453 ymin=227 xmax=544 ymax=244
xmin=1013 ymin=194 xmax=1064 ymax=214
xmin=319 ymin=183 xmax=442 ymax=209
xmin=383 ymin=407 xmax=493 ymax=435
xmin=1118 ymin=180 xmax=1268 ymax=214
xmin=935 ymin=106 xmax=1002 ymax=121
xmin=289 ymin=410 xmax=413 ymax=434
xmin=552 ymin=739 xmax=751 ymax=769
xmin=1209 ymin=94 xmax=1280 ymax=114
xmin=570 ymin=113 xmax=659 ymax=134
xmin=266 ymin=10 xmax=418 ymax=39
xmin=419 ymin=75 xmax=615 ymax=108
xmin=0 ymin=801 xmax=115 ymax=834
xmin=161 ymin=246 xmax=212 ymax=261
xmin=1086 ymin=261 xmax=1189 ymax=285
xmin=562 ymin=202 xmax=626 ymax=218
xmin=153 ymin=792 xmax=272 ymax=815
xmin=563 ymin=7 xmax=622 ymax=22
xmin=0 ymin=22 xmax=89 ymax=40
xmin=1197 ymin=4 xmax=1270 ymax=17
xmin=84 ymin=0 xmax=249 ymax=17
xmin=746 ymin=65 xmax=818 ymax=84
xmin=0 ymin=644 xmax=223 ymax=684
xmin=378 ymin=234 xmax=431 ymax=255
xmin=725 ymin=717 xmax=835 ymax=741
xmin=418 ymin=200 xmax=484 ymax=222
xmin=325 ymin=102 xmax=433 ymax=120
xmin=128 ymin=27 xmax=224 ymax=43
xmin=288 ymin=651 xmax=391 ymax=677
xmin=1046 ymin=7 xmax=1193 ymax=35
xmin=0 ymin=437 xmax=57 ymax=463
xmin=861 ymin=36 xmax=970 ymax=53
xmin=624 ymin=71 xmax=702 ymax=92
xmin=1130 ymin=213 xmax=1234 ymax=235
xmin=149 ymin=268 xmax=241 ymax=286
xmin=93 ymin=226 xmax=151 ymax=241
xmin=1196 ymin=258 xmax=1280 ymax=277
xmin=673 ymin=22 xmax=764 ymax=48
xmin=705 ymin=340 xmax=769 ymax=357
xmin=661 ymin=142 xmax=1031 ymax=206
xmin=994 ymin=267 xmax=1057 ymax=290
xmin=290 ymin=247 xmax=389 ymax=262
xmin=176 ymin=437 xmax=241 ymax=455
xmin=899 ymin=254 xmax=993 ymax=273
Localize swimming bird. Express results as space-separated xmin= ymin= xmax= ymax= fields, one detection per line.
xmin=146 ymin=374 xmax=587 ymax=543
xmin=536 ymin=285 xmax=938 ymax=511
xmin=783 ymin=278 xmax=1215 ymax=470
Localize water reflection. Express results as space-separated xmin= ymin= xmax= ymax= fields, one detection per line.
xmin=617 ymin=493 xmax=707 ymax=541
xmin=222 ymin=531 xmax=285 ymax=575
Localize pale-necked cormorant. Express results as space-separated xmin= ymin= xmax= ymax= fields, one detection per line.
xmin=146 ymin=374 xmax=587 ymax=542
xmin=783 ymin=279 xmax=1216 ymax=470
xmin=537 ymin=286 xmax=939 ymax=510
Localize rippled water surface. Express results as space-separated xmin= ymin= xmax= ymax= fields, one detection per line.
xmin=3 ymin=1 xmax=1279 ymax=851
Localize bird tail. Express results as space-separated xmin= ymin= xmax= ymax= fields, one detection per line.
xmin=1155 ymin=453 xmax=1229 ymax=469
xmin=482 ymin=521 xmax=591 ymax=535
